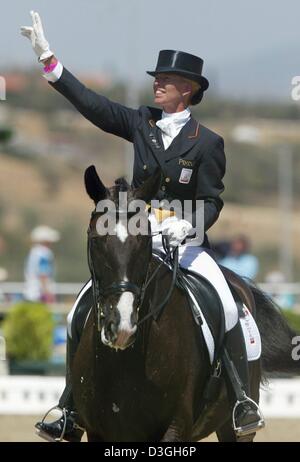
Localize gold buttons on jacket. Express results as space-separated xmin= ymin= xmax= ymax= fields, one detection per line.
xmin=165 ymin=177 xmax=171 ymax=183
xmin=161 ymin=185 xmax=166 ymax=191
xmin=143 ymin=165 xmax=147 ymax=170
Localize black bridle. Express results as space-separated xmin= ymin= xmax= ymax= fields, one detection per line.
xmin=87 ymin=211 xmax=179 ymax=333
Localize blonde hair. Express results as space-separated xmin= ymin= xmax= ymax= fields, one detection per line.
xmin=183 ymin=78 xmax=201 ymax=104
xmin=190 ymin=80 xmax=201 ymax=95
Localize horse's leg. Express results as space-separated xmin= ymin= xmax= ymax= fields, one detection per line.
xmin=161 ymin=422 xmax=191 ymax=442
xmin=86 ymin=431 xmax=103 ymax=442
xmin=160 ymin=409 xmax=193 ymax=442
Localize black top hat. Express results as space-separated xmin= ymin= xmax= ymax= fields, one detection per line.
xmin=147 ymin=50 xmax=209 ymax=91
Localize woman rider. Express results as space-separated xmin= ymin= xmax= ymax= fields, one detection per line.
xmin=21 ymin=11 xmax=264 ymax=442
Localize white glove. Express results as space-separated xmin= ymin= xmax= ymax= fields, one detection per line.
xmin=20 ymin=11 xmax=54 ymax=62
xmin=161 ymin=217 xmax=193 ymax=247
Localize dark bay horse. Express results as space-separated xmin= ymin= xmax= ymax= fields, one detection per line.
xmin=72 ymin=166 xmax=300 ymax=442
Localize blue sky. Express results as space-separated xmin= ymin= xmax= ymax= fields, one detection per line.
xmin=2 ymin=0 xmax=300 ymax=100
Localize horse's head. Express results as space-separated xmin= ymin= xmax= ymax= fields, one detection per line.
xmin=85 ymin=165 xmax=161 ymax=350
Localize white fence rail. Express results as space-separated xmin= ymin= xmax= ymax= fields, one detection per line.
xmin=0 ymin=376 xmax=299 ymax=417
xmin=0 ymin=376 xmax=65 ymax=415
xmin=260 ymin=379 xmax=300 ymax=418
xmin=1 ymin=282 xmax=300 ymax=314
xmin=1 ymin=281 xmax=300 ymax=296
xmin=0 ymin=282 xmax=83 ymax=296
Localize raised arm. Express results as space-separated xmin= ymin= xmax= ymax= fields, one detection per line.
xmin=21 ymin=11 xmax=140 ymax=141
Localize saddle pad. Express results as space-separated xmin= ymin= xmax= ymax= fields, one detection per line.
xmin=183 ymin=291 xmax=261 ymax=364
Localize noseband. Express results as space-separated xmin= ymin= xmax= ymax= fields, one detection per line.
xmin=99 ymin=280 xmax=142 ymax=298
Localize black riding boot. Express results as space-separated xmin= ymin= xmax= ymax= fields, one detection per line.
xmin=222 ymin=320 xmax=265 ymax=438
xmin=35 ymin=282 xmax=93 ymax=442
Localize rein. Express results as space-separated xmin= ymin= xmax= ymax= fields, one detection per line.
xmin=136 ymin=238 xmax=179 ymax=326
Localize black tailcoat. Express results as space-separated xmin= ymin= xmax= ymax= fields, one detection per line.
xmin=50 ymin=68 xmax=226 ymax=247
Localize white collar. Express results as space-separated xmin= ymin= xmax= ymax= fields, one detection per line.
xmin=156 ymin=108 xmax=191 ymax=149
xmin=161 ymin=108 xmax=191 ymax=123
xmin=156 ymin=108 xmax=191 ymax=134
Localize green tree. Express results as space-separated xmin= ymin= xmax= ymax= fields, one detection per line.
xmin=2 ymin=302 xmax=54 ymax=361
xmin=0 ymin=127 xmax=13 ymax=142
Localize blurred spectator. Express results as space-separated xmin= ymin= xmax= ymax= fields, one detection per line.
xmin=264 ymin=270 xmax=295 ymax=310
xmin=24 ymin=225 xmax=60 ymax=303
xmin=218 ymin=235 xmax=259 ymax=280
xmin=211 ymin=240 xmax=231 ymax=260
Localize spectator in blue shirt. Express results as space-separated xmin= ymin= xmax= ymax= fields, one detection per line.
xmin=24 ymin=226 xmax=60 ymax=303
xmin=218 ymin=235 xmax=259 ymax=280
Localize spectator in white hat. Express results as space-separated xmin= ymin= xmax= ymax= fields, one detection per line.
xmin=24 ymin=226 xmax=60 ymax=303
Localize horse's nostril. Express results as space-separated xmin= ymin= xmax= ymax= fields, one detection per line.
xmin=131 ymin=312 xmax=138 ymax=326
xmin=111 ymin=322 xmax=117 ymax=335
xmin=107 ymin=321 xmax=118 ymax=341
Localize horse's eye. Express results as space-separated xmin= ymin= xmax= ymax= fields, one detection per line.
xmin=91 ymin=235 xmax=107 ymax=244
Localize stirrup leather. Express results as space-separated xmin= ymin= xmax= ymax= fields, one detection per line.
xmin=232 ymin=396 xmax=265 ymax=437
xmin=35 ymin=405 xmax=85 ymax=442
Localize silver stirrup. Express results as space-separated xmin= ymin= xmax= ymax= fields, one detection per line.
xmin=233 ymin=397 xmax=265 ymax=437
xmin=35 ymin=405 xmax=68 ymax=442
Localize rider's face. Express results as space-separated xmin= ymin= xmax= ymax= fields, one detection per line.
xmin=153 ymin=73 xmax=192 ymax=112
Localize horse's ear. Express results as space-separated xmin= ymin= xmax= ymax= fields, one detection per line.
xmin=84 ymin=165 xmax=107 ymax=204
xmin=133 ymin=168 xmax=162 ymax=203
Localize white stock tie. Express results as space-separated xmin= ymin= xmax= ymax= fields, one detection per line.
xmin=156 ymin=109 xmax=191 ymax=149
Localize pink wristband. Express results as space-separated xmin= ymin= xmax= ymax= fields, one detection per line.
xmin=43 ymin=62 xmax=57 ymax=73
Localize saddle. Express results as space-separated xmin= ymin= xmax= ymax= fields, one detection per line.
xmin=177 ymin=267 xmax=225 ymax=363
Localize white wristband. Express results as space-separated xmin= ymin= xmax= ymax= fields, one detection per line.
xmin=43 ymin=61 xmax=64 ymax=83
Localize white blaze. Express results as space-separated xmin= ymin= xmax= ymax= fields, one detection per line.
xmin=117 ymin=291 xmax=136 ymax=333
xmin=115 ymin=221 xmax=128 ymax=243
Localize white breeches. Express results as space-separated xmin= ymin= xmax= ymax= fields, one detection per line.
xmin=152 ymin=235 xmax=238 ymax=332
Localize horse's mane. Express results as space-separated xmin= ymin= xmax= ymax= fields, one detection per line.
xmin=114 ymin=177 xmax=130 ymax=191
xmin=109 ymin=177 xmax=134 ymax=205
